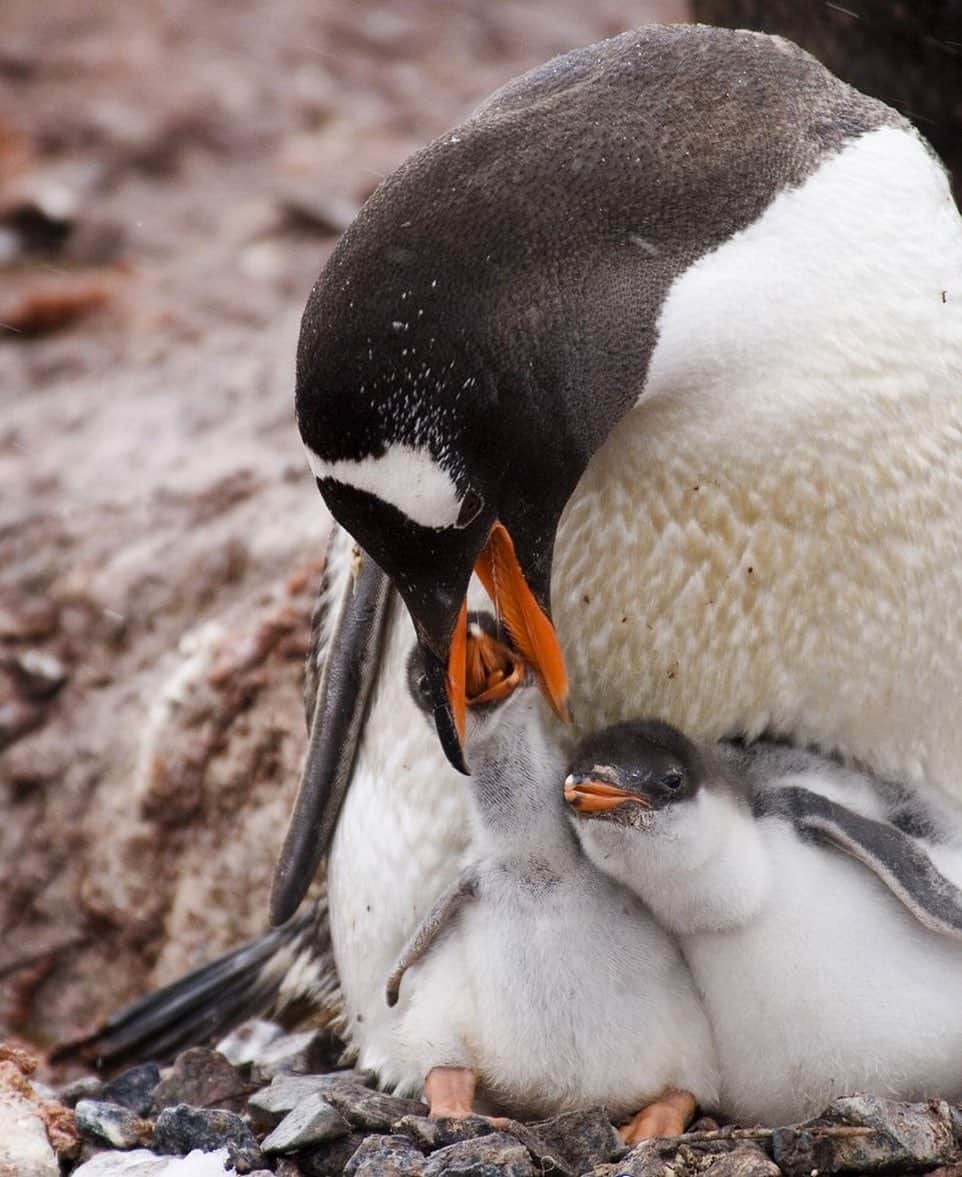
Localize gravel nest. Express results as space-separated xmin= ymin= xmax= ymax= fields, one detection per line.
xmin=5 ymin=1024 xmax=962 ymax=1177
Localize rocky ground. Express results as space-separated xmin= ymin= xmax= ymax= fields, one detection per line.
xmin=4 ymin=1022 xmax=962 ymax=1177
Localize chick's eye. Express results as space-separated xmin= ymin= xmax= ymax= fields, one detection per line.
xmin=455 ymin=489 xmax=483 ymax=529
xmin=662 ymin=769 xmax=684 ymax=791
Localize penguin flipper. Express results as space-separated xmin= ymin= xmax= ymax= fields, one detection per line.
xmin=765 ymin=785 xmax=962 ymax=941
xmin=52 ymin=900 xmax=338 ymax=1070
xmin=270 ymin=531 xmax=395 ymax=926
xmin=385 ymin=870 xmax=480 ymax=1009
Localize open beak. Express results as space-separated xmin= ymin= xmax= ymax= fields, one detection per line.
xmin=412 ymin=520 xmax=570 ymax=773
xmin=563 ymin=773 xmax=648 ymax=813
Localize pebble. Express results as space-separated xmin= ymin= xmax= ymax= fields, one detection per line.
xmin=0 ymin=1091 xmax=59 ymax=1177
xmin=530 ymin=1106 xmax=624 ymax=1173
xmin=59 ymin=1076 xmax=104 ymax=1107
xmin=395 ymin=1114 xmax=495 ymax=1152
xmin=152 ymin=1049 xmax=247 ymax=1113
xmin=321 ymin=1083 xmax=427 ymax=1132
xmin=344 ymin=1134 xmax=426 ymax=1176
xmin=772 ymin=1094 xmax=957 ymax=1176
xmin=153 ymin=1105 xmax=264 ymax=1171
xmin=421 ymin=1131 xmax=536 ymax=1177
xmin=261 ymin=1091 xmax=350 ymax=1153
xmin=74 ymin=1099 xmax=153 ymax=1149
xmin=101 ymin=1063 xmax=161 ymax=1116
xmin=248 ymin=1072 xmax=368 ymax=1125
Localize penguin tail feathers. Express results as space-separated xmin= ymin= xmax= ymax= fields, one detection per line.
xmin=52 ymin=894 xmax=341 ymax=1072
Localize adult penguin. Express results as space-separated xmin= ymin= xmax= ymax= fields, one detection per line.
xmin=275 ymin=23 xmax=962 ymax=923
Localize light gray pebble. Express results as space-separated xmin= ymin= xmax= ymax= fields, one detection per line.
xmin=261 ymin=1091 xmax=351 ymax=1153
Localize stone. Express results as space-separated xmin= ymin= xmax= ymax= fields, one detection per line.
xmin=153 ymin=1104 xmax=264 ymax=1172
xmin=592 ymin=1138 xmax=682 ymax=1177
xmin=772 ymin=1095 xmax=957 ymax=1176
xmin=344 ymin=1134 xmax=426 ymax=1176
xmin=297 ymin=1131 xmax=369 ymax=1176
xmin=0 ymin=1091 xmax=59 ymax=1177
xmin=216 ymin=1019 xmax=284 ymax=1069
xmin=75 ymin=1098 xmax=153 ymax=1148
xmin=322 ymin=1083 xmax=427 ymax=1132
xmin=530 ymin=1106 xmax=624 ymax=1172
xmin=248 ymin=1072 xmax=364 ymax=1126
xmin=101 ymin=1063 xmax=161 ymax=1116
xmin=261 ymin=1091 xmax=350 ymax=1152
xmin=58 ymin=1075 xmax=104 ymax=1107
xmin=395 ymin=1114 xmax=497 ymax=1152
xmin=248 ymin=1029 xmax=331 ymax=1083
xmin=421 ymin=1131 xmax=536 ymax=1177
xmin=702 ymin=1147 xmax=781 ymax=1176
xmin=152 ymin=1048 xmax=247 ymax=1113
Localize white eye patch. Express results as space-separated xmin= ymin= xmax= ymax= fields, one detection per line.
xmin=305 ymin=442 xmax=463 ymax=530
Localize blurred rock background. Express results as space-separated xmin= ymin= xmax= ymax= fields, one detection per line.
xmin=0 ymin=0 xmax=957 ymax=1065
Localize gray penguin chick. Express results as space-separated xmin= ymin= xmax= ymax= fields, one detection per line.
xmin=566 ymin=719 xmax=962 ymax=1126
xmin=386 ymin=621 xmax=720 ymax=1139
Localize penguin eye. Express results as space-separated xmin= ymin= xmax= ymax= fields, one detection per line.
xmin=455 ymin=489 xmax=483 ymax=529
xmin=661 ymin=769 xmax=685 ymax=791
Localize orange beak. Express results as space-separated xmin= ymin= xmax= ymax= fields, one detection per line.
xmin=563 ymin=775 xmax=647 ymax=813
xmin=471 ymin=521 xmax=570 ymax=723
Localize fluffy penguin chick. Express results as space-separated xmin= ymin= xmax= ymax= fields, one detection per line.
xmin=566 ymin=721 xmax=962 ymax=1126
xmin=387 ymin=623 xmax=720 ymax=1136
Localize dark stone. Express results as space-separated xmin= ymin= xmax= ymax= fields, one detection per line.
xmin=74 ymin=1098 xmax=153 ymax=1149
xmin=771 ymin=1095 xmax=956 ymax=1176
xmin=151 ymin=1047 xmax=248 ymax=1113
xmin=530 ymin=1106 xmax=624 ymax=1173
xmin=344 ymin=1133 xmax=426 ymax=1176
xmin=395 ymin=1114 xmax=496 ymax=1153
xmin=323 ymin=1083 xmax=428 ymax=1132
xmin=594 ymin=1138 xmax=682 ymax=1177
xmin=153 ymin=1103 xmax=265 ymax=1172
xmin=298 ymin=1130 xmax=369 ymax=1176
xmin=100 ymin=1062 xmax=161 ymax=1116
xmin=421 ymin=1131 xmax=535 ymax=1177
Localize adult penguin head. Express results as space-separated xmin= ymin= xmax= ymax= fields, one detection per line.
xmin=297 ymin=301 xmax=577 ymax=773
xmin=295 ymin=24 xmax=902 ymax=770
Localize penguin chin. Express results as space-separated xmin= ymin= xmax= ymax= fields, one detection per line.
xmin=576 ymin=802 xmax=658 ymax=832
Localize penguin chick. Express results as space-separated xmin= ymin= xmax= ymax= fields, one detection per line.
xmin=565 ymin=720 xmax=962 ymax=1126
xmin=387 ymin=625 xmax=720 ymax=1138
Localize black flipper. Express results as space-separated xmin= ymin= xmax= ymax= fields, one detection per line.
xmin=52 ymin=901 xmax=338 ymax=1070
xmin=385 ymin=870 xmax=479 ymax=1008
xmin=756 ymin=785 xmax=962 ymax=941
xmin=270 ymin=532 xmax=394 ymax=926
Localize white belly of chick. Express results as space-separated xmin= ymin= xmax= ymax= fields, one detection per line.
xmin=682 ymin=823 xmax=962 ymax=1126
xmin=394 ymin=863 xmax=719 ymax=1120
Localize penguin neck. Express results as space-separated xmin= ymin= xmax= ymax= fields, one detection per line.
xmin=619 ymin=786 xmax=771 ymax=935
xmin=466 ymin=698 xmax=573 ymax=864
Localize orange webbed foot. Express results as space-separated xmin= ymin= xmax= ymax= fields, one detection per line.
xmin=424 ymin=1066 xmax=477 ymax=1119
xmin=619 ymin=1089 xmax=697 ymax=1144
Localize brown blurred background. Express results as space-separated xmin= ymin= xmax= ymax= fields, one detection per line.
xmin=0 ymin=0 xmax=958 ymax=1062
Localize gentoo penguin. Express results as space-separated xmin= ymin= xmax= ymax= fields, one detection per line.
xmin=565 ymin=720 xmax=962 ymax=1126
xmin=387 ymin=623 xmax=720 ymax=1138
xmin=278 ymin=22 xmax=962 ymax=931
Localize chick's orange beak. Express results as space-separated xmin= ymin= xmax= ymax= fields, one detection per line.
xmin=563 ymin=775 xmax=648 ymax=813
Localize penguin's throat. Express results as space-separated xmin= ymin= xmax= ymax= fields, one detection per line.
xmin=465 ymin=627 xmax=523 ymax=706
